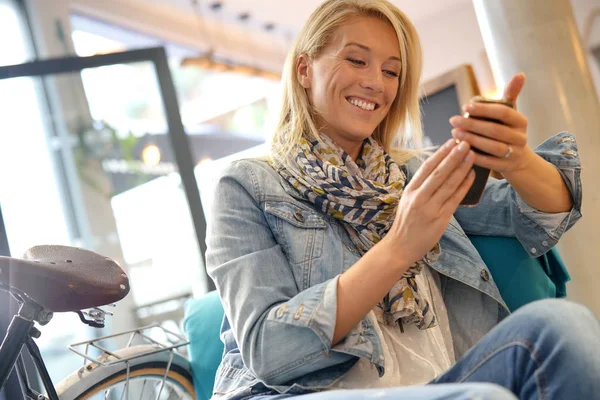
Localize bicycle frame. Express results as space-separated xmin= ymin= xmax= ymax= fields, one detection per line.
xmin=0 ymin=287 xmax=58 ymax=400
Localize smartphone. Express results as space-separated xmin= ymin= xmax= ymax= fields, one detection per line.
xmin=460 ymin=96 xmax=516 ymax=207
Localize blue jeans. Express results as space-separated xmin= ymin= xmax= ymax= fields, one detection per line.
xmin=258 ymin=299 xmax=600 ymax=399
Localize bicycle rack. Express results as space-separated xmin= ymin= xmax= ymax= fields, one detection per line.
xmin=68 ymin=323 xmax=189 ymax=368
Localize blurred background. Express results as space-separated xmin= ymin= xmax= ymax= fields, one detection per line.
xmin=0 ymin=0 xmax=599 ymax=393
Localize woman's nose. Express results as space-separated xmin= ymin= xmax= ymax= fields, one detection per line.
xmin=359 ymin=68 xmax=385 ymax=93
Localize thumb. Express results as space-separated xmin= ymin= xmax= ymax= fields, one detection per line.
xmin=503 ymin=72 xmax=526 ymax=104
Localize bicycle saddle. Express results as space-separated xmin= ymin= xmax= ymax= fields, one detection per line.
xmin=0 ymin=245 xmax=129 ymax=312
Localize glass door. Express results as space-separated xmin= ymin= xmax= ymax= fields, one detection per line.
xmin=0 ymin=48 xmax=209 ymax=384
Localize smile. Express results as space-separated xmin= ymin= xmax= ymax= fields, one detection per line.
xmin=346 ymin=96 xmax=379 ymax=111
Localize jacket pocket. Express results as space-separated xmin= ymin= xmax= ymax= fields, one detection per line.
xmin=264 ymin=201 xmax=327 ymax=267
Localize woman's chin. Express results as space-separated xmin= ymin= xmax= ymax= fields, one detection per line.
xmin=343 ymin=126 xmax=377 ymax=140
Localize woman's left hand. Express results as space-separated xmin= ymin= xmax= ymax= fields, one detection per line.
xmin=449 ymin=73 xmax=536 ymax=175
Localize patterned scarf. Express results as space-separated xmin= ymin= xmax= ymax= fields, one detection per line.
xmin=269 ymin=133 xmax=441 ymax=331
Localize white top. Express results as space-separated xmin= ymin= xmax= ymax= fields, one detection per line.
xmin=331 ymin=266 xmax=455 ymax=389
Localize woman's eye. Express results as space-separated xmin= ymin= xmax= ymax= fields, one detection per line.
xmin=347 ymin=58 xmax=366 ymax=66
xmin=384 ymin=70 xmax=399 ymax=78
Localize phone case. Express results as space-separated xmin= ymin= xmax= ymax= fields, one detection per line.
xmin=459 ymin=97 xmax=515 ymax=207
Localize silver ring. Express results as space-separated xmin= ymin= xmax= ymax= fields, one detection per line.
xmin=503 ymin=145 xmax=513 ymax=159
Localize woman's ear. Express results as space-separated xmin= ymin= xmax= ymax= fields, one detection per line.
xmin=296 ymin=54 xmax=312 ymax=89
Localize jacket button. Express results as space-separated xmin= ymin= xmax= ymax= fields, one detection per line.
xmin=276 ymin=304 xmax=287 ymax=318
xmin=480 ymin=269 xmax=490 ymax=282
xmin=294 ymin=304 xmax=305 ymax=319
xmin=294 ymin=209 xmax=305 ymax=222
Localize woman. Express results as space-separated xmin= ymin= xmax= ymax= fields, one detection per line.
xmin=206 ymin=0 xmax=599 ymax=399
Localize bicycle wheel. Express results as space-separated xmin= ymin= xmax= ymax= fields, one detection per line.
xmin=56 ymin=345 xmax=196 ymax=400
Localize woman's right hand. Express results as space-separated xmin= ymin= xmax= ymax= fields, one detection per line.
xmin=333 ymin=139 xmax=475 ymax=345
xmin=383 ymin=139 xmax=476 ymax=267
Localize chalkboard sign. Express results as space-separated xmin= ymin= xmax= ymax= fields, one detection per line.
xmin=419 ymin=64 xmax=481 ymax=147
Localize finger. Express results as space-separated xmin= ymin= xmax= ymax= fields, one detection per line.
xmin=408 ymin=139 xmax=457 ymax=190
xmin=472 ymin=152 xmax=514 ymax=171
xmin=449 ymin=115 xmax=527 ymax=146
xmin=452 ymin=128 xmax=514 ymax=158
xmin=430 ymin=149 xmax=475 ymax=208
xmin=461 ymin=102 xmax=527 ymax=129
xmin=503 ymin=73 xmax=526 ymax=104
xmin=440 ymin=168 xmax=476 ymax=216
xmin=416 ymin=140 xmax=471 ymax=200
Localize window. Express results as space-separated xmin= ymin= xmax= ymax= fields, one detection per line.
xmin=70 ymin=13 xmax=280 ymax=154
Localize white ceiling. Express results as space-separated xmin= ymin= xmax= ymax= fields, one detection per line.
xmin=147 ymin=0 xmax=471 ymax=38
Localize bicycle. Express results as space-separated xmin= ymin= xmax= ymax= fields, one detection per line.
xmin=0 ymin=245 xmax=196 ymax=400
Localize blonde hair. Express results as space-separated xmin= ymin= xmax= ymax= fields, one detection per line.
xmin=270 ymin=0 xmax=425 ymax=166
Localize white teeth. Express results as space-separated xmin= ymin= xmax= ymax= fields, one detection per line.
xmin=348 ymin=98 xmax=376 ymax=111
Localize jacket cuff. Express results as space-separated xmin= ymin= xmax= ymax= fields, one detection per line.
xmin=266 ymin=275 xmax=339 ymax=350
xmin=512 ymin=132 xmax=582 ymax=257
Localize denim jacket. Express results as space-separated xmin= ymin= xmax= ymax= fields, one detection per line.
xmin=206 ymin=132 xmax=582 ymax=400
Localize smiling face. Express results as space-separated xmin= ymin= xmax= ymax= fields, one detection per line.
xmin=296 ymin=16 xmax=402 ymax=159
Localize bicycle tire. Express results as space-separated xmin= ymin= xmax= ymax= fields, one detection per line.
xmin=55 ymin=344 xmax=196 ymax=400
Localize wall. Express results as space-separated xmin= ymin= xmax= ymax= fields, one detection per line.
xmin=416 ymin=3 xmax=495 ymax=94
